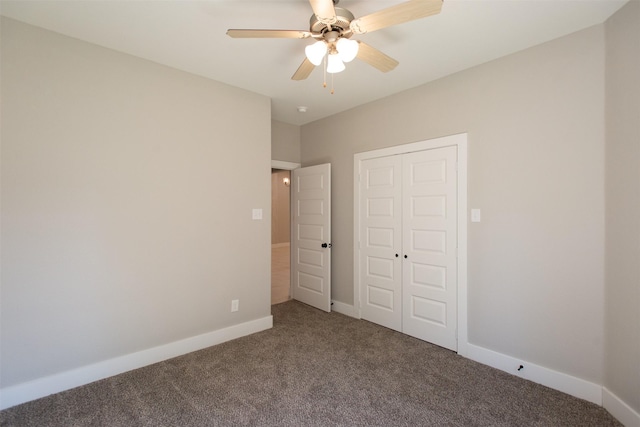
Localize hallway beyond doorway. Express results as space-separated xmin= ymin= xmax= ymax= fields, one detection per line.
xmin=271 ymin=243 xmax=290 ymax=305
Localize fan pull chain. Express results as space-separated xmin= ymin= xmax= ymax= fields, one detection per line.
xmin=323 ymin=55 xmax=327 ymax=88
xmin=320 ymin=55 xmax=335 ymax=94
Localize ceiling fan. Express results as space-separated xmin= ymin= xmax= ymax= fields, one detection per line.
xmin=226 ymin=0 xmax=443 ymax=82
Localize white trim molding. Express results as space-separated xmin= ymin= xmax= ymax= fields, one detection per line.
xmin=271 ymin=242 xmax=290 ymax=249
xmin=603 ymin=387 xmax=640 ymax=427
xmin=331 ymin=300 xmax=358 ymax=318
xmin=466 ymin=343 xmax=602 ymax=405
xmin=0 ymin=315 xmax=273 ymax=410
xmin=466 ymin=344 xmax=640 ymax=425
xmin=271 ymin=160 xmax=300 ymax=170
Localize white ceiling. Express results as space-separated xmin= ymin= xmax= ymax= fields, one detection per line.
xmin=1 ymin=0 xmax=627 ymax=125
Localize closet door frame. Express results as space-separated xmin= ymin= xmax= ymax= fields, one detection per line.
xmin=353 ymin=133 xmax=468 ymax=356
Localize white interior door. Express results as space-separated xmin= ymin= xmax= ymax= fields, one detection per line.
xmin=359 ymin=155 xmax=402 ymax=331
xmin=402 ymin=147 xmax=458 ymax=350
xmin=291 ymin=163 xmax=331 ymax=312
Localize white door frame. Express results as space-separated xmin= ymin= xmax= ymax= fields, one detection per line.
xmin=353 ymin=133 xmax=468 ymax=356
xmin=272 ymin=160 xmax=301 ymax=171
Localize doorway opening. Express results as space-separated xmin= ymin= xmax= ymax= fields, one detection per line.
xmin=271 ymin=168 xmax=292 ymax=304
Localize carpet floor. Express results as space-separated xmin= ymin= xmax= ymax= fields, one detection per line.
xmin=0 ymin=300 xmax=622 ymax=426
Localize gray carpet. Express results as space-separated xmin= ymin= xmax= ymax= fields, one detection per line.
xmin=1 ymin=300 xmax=621 ymax=426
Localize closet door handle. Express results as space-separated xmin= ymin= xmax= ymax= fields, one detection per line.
xmin=404 ymin=255 xmax=408 ymax=259
xmin=395 ymin=254 xmax=399 ymax=257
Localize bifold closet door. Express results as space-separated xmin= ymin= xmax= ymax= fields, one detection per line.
xmin=359 ymin=155 xmax=402 ymax=331
xmin=359 ymin=146 xmax=458 ymax=351
xmin=402 ymin=147 xmax=458 ymax=350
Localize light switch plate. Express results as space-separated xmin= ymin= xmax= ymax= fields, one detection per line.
xmin=471 ymin=209 xmax=481 ymax=223
xmin=252 ymin=209 xmax=262 ymax=220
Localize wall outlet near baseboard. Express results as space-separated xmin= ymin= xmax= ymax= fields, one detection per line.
xmin=231 ymin=299 xmax=239 ymax=312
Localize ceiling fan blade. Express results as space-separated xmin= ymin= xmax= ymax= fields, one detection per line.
xmin=309 ymin=0 xmax=337 ymax=25
xmin=226 ymin=29 xmax=312 ymax=39
xmin=356 ymin=41 xmax=399 ymax=73
xmin=350 ymin=0 xmax=442 ymax=34
xmin=292 ymin=58 xmax=316 ymax=80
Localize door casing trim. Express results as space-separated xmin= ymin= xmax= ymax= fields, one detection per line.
xmin=271 ymin=160 xmax=300 ymax=170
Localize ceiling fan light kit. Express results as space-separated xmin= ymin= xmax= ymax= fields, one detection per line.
xmin=305 ymin=40 xmax=328 ymax=66
xmin=335 ymin=38 xmax=358 ymax=63
xmin=227 ymin=0 xmax=443 ymax=90
xmin=303 ymin=30 xmax=358 ymax=71
xmin=326 ymin=53 xmax=345 ymax=74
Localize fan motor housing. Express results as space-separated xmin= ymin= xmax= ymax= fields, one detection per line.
xmin=310 ymin=7 xmax=355 ymax=37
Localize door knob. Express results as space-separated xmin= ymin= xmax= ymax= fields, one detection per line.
xmin=404 ymin=255 xmax=408 ymax=259
xmin=321 ymin=243 xmax=332 ymax=248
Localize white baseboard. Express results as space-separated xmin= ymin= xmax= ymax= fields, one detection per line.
xmin=465 ymin=343 xmax=602 ymax=405
xmin=0 ymin=315 xmax=273 ymax=410
xmin=603 ymin=387 xmax=640 ymax=427
xmin=331 ymin=300 xmax=358 ymax=318
xmin=271 ymin=242 xmax=290 ymax=249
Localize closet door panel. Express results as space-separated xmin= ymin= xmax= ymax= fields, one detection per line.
xmin=402 ymin=146 xmax=458 ymax=350
xmin=359 ymin=155 xmax=402 ymax=331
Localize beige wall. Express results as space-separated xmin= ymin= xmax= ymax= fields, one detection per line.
xmin=302 ymin=26 xmax=606 ymax=384
xmin=0 ymin=18 xmax=272 ymax=388
xmin=604 ymin=0 xmax=640 ymax=415
xmin=272 ymin=119 xmax=301 ymax=163
xmin=271 ymin=170 xmax=291 ymax=245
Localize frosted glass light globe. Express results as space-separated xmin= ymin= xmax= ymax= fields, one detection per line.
xmin=305 ymin=41 xmax=328 ymax=66
xmin=327 ymin=53 xmax=346 ymax=73
xmin=336 ymin=38 xmax=359 ymax=63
